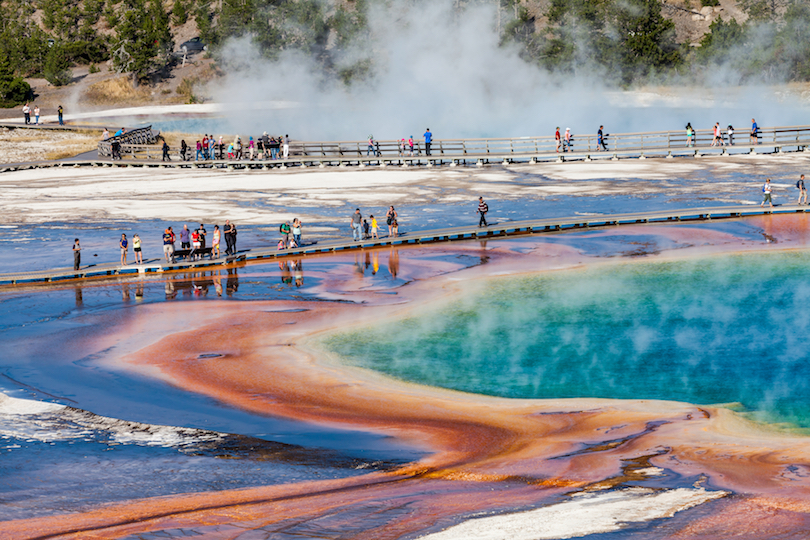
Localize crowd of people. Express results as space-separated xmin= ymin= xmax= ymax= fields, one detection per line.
xmin=160 ymin=133 xmax=293 ymax=162
xmin=685 ymin=118 xmax=760 ymax=148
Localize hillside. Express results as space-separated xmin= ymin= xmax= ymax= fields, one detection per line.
xmin=0 ymin=0 xmax=804 ymax=117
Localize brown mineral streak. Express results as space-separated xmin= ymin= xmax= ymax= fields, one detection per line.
xmin=6 ymin=223 xmax=810 ymax=539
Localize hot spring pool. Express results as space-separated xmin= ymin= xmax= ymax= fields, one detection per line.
xmin=323 ymin=251 xmax=810 ymax=428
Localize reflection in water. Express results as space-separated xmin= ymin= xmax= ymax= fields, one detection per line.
xmin=388 ymin=247 xmax=399 ymax=278
xmin=226 ymin=267 xmax=239 ymax=295
xmin=74 ymin=286 xmax=83 ymax=307
xmin=279 ymin=260 xmax=305 ymax=288
xmin=121 ymin=283 xmax=131 ymax=302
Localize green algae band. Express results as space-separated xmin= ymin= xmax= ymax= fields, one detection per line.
xmin=324 ymin=251 xmax=810 ymax=429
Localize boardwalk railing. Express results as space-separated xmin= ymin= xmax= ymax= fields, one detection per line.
xmin=98 ymin=126 xmax=159 ymax=158
xmin=98 ymin=125 xmax=810 ymax=164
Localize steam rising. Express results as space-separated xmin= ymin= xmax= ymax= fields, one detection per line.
xmin=210 ymin=0 xmax=810 ymax=140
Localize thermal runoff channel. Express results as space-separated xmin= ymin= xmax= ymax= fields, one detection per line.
xmin=324 ymin=250 xmax=810 ymax=429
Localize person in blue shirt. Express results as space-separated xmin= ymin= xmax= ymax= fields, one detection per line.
xmin=424 ymin=128 xmax=432 ymax=156
xmin=750 ymin=118 xmax=759 ymax=145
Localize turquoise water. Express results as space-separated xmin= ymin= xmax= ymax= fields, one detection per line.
xmin=324 ymin=252 xmax=810 ymax=428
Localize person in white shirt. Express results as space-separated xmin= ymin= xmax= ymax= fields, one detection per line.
xmin=761 ymin=178 xmax=773 ymax=208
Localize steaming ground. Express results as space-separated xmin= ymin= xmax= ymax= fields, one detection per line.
xmin=1 ymin=152 xmax=808 ymax=272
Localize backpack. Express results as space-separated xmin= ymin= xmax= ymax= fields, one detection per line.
xmin=798 ymin=180 xmax=803 ymax=189
xmin=279 ymin=224 xmax=284 ymax=233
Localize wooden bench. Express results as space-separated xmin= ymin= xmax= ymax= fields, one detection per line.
xmin=173 ymin=247 xmax=214 ymax=260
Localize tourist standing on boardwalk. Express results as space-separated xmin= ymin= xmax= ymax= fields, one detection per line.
xmin=727 ymin=125 xmax=734 ymax=146
xmin=367 ymin=135 xmax=375 ymax=156
xmin=162 ymin=140 xmax=170 ymax=161
xmin=351 ymin=209 xmax=363 ymax=241
xmin=370 ymin=215 xmax=379 ymax=239
xmin=424 ymin=129 xmax=432 ymax=156
xmin=564 ymin=128 xmax=572 ymax=152
xmin=292 ymin=218 xmax=302 ymax=245
xmin=799 ymin=175 xmax=807 ymax=205
xmin=120 ymin=234 xmax=128 ymax=266
xmin=133 ymin=234 xmax=143 ymax=264
xmin=283 ymin=135 xmax=290 ymax=158
xmin=685 ymin=123 xmax=694 ymax=147
xmin=22 ymin=103 xmax=30 ymax=124
xmin=478 ymin=197 xmax=489 ymax=227
xmin=555 ymin=127 xmax=561 ymax=152
xmin=598 ymin=126 xmax=607 ymax=151
xmin=408 ymin=136 xmax=414 ymax=156
xmin=180 ymin=224 xmax=190 ymax=250
xmin=762 ymin=178 xmax=773 ymax=208
xmin=224 ymin=220 xmax=236 ymax=255
xmin=34 ymin=105 xmax=40 ymax=125
xmin=386 ymin=206 xmax=398 ymax=237
xmin=163 ymin=228 xmax=174 ymax=263
xmin=751 ymin=119 xmax=759 ymax=144
xmin=57 ymin=105 xmax=64 ymax=126
xmin=390 ymin=215 xmax=399 ymax=238
xmin=73 ymin=238 xmax=81 ymax=270
xmin=212 ymin=225 xmax=221 ymax=258
xmin=198 ymin=223 xmax=207 ymax=251
xmin=280 ymin=221 xmax=291 ymax=247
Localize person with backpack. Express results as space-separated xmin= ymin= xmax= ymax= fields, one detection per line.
xmin=280 ymin=221 xmax=291 ymax=247
xmin=477 ymin=197 xmax=489 ymax=227
xmin=798 ymin=175 xmax=807 ymax=205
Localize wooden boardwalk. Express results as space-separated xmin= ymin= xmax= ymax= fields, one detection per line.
xmin=0 ymin=203 xmax=804 ymax=287
xmin=2 ymin=124 xmax=810 ymax=173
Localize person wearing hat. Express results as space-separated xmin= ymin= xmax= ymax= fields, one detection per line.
xmin=564 ymin=127 xmax=572 ymax=152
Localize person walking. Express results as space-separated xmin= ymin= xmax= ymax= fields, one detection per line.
xmin=350 ymin=208 xmax=363 ymax=241
xmin=22 ymin=103 xmax=30 ymax=125
xmin=57 ymin=105 xmax=64 ymax=126
xmin=711 ymin=122 xmax=723 ymax=146
xmin=385 ymin=206 xmax=398 ymax=237
xmin=762 ymin=178 xmax=773 ymax=208
xmin=163 ymin=228 xmax=174 ymax=263
xmin=408 ymin=136 xmax=414 ymax=156
xmin=367 ymin=135 xmax=375 ymax=156
xmin=685 ymin=123 xmax=694 ymax=147
xmin=33 ymin=105 xmax=40 ymax=125
xmin=162 ymin=140 xmax=170 ymax=161
xmin=564 ymin=128 xmax=572 ymax=152
xmin=370 ymin=215 xmax=379 ymax=240
xmin=798 ymin=174 xmax=807 ymax=205
xmin=212 ymin=225 xmax=221 ymax=258
xmin=424 ymin=128 xmax=432 ymax=156
xmin=120 ymin=233 xmax=129 ymax=266
xmin=598 ymin=125 xmax=607 ymax=151
xmin=73 ymin=238 xmax=81 ymax=271
xmin=477 ymin=196 xmax=489 ymax=227
xmin=555 ymin=127 xmax=561 ymax=152
xmin=196 ymin=140 xmax=203 ymax=160
xmin=751 ymin=119 xmax=759 ymax=145
xmin=133 ymin=234 xmax=143 ymax=264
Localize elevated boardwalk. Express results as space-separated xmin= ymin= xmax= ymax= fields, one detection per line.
xmin=1 ymin=124 xmax=809 ymax=173
xmin=0 ymin=203 xmax=803 ymax=287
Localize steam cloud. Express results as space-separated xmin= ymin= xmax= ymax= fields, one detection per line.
xmin=210 ymin=0 xmax=810 ymax=140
